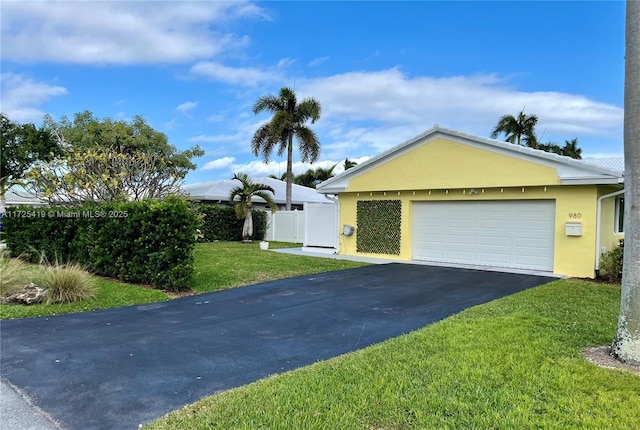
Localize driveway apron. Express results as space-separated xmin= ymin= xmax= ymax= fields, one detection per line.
xmin=1 ymin=264 xmax=556 ymax=429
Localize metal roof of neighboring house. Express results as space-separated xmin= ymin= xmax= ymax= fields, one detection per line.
xmin=583 ymin=157 xmax=625 ymax=173
xmin=4 ymin=189 xmax=47 ymax=206
xmin=183 ymin=177 xmax=331 ymax=205
xmin=317 ymin=125 xmax=625 ymax=194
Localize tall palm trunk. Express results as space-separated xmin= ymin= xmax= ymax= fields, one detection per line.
xmin=286 ymin=133 xmax=294 ymax=211
xmin=612 ymin=0 xmax=640 ymax=364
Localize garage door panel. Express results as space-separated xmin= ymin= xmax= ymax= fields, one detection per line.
xmin=478 ymin=252 xmax=512 ymax=265
xmin=479 ymin=219 xmax=512 ymax=229
xmin=447 ymin=219 xmax=477 ymax=229
xmin=479 ymin=236 xmax=511 ymax=247
xmin=447 ymin=235 xmax=476 ymax=245
xmin=445 ymin=250 xmax=476 ymax=262
xmin=413 ymin=200 xmax=555 ymax=271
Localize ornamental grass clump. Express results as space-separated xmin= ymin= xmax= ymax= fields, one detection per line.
xmin=0 ymin=250 xmax=32 ymax=296
xmin=39 ymin=261 xmax=97 ymax=304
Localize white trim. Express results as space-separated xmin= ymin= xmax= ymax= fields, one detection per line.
xmin=595 ymin=189 xmax=625 ymax=271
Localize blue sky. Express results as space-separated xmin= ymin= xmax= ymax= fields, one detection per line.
xmin=1 ymin=1 xmax=626 ymax=185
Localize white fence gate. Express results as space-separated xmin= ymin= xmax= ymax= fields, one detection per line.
xmin=303 ymin=202 xmax=337 ymax=249
xmin=265 ymin=210 xmax=304 ymax=243
xmin=264 ymin=203 xmax=337 ymax=249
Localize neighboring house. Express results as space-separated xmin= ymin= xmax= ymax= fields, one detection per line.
xmin=317 ymin=126 xmax=624 ymax=278
xmin=1 ymin=190 xmax=47 ymax=232
xmin=3 ymin=189 xmax=47 ymax=209
xmin=184 ymin=177 xmax=331 ymax=210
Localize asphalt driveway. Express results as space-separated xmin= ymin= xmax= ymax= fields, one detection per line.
xmin=1 ymin=264 xmax=555 ymax=429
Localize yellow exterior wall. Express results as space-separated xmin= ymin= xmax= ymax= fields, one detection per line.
xmin=330 ymin=137 xmax=626 ymax=278
xmin=337 ymin=185 xmax=599 ymax=278
xmin=348 ymin=138 xmax=562 ymax=192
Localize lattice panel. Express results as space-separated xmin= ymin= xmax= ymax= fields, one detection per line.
xmin=356 ymin=200 xmax=401 ymax=255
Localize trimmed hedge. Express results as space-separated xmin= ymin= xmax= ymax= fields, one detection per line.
xmin=198 ymin=205 xmax=267 ymax=242
xmin=3 ymin=197 xmax=199 ymax=291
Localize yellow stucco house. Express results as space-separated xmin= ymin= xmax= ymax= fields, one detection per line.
xmin=317 ymin=126 xmax=625 ymax=278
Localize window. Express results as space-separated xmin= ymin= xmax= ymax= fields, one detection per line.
xmin=615 ymin=196 xmax=625 ymax=233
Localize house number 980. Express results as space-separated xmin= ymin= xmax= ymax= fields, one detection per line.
xmin=569 ymin=213 xmax=582 ymax=219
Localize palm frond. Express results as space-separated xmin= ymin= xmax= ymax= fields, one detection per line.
xmin=253 ymin=95 xmax=282 ymax=115
xmin=296 ymin=98 xmax=322 ymax=124
xmin=253 ymin=191 xmax=277 ymax=213
xmin=295 ymin=126 xmax=320 ymax=163
xmin=251 ymin=124 xmax=277 ymax=162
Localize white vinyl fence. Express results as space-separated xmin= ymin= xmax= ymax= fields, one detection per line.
xmin=304 ymin=202 xmax=337 ymax=248
xmin=264 ymin=203 xmax=337 ymax=249
xmin=265 ymin=210 xmax=305 ymax=243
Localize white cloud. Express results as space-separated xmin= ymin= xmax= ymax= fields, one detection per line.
xmin=1 ymin=1 xmax=265 ymax=64
xmin=207 ymin=114 xmax=225 ymax=123
xmin=189 ymin=62 xmax=283 ymax=86
xmin=296 ymin=68 xmax=623 ymax=156
xmin=201 ymin=156 xmax=236 ymax=171
xmin=308 ymin=56 xmax=330 ymax=67
xmin=0 ymin=73 xmax=67 ymax=123
xmin=176 ymin=101 xmax=198 ymax=116
xmin=200 ymin=156 xmax=372 ymax=180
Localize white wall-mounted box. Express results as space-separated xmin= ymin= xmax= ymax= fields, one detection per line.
xmin=565 ymin=222 xmax=582 ymax=236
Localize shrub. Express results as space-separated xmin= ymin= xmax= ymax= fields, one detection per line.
xmin=198 ymin=205 xmax=267 ymax=241
xmin=38 ymin=261 xmax=97 ymax=304
xmin=599 ymin=239 xmax=624 ymax=281
xmin=3 ymin=196 xmax=199 ymax=291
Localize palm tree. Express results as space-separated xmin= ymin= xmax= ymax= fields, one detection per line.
xmin=229 ymin=173 xmax=277 ymax=242
xmin=268 ymin=172 xmax=287 ymax=181
xmin=343 ymin=158 xmax=358 ymax=170
xmin=612 ymin=0 xmax=640 ymax=364
xmin=252 ymin=87 xmax=321 ymax=210
xmin=561 ymin=138 xmax=582 ymax=159
xmin=294 ymin=164 xmax=336 ymax=188
xmin=490 ymin=110 xmax=539 ymax=148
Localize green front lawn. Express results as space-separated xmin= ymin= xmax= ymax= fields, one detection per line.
xmin=0 ymin=278 xmax=169 ymax=319
xmin=0 ymin=241 xmax=368 ymax=319
xmin=147 ymin=279 xmax=640 ymax=429
xmin=192 ymin=241 xmax=368 ymax=293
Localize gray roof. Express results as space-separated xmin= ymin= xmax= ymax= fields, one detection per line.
xmin=183 ymin=177 xmax=330 ymax=205
xmin=583 ymin=157 xmax=625 ymax=173
xmin=4 ymin=189 xmax=47 ymax=206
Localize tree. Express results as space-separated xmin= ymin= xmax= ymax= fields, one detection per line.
xmin=26 ymin=111 xmax=203 ymax=205
xmin=294 ymin=164 xmax=336 ymax=188
xmin=490 ymin=110 xmax=539 ymax=148
xmin=0 ymin=114 xmax=60 ymax=211
xmin=252 ymin=87 xmax=321 ymax=210
xmin=538 ymin=138 xmax=583 ymax=159
xmin=611 ymin=0 xmax=640 ymax=364
xmin=229 ymin=173 xmax=277 ymax=242
xmin=561 ymin=138 xmax=582 ymax=159
xmin=343 ymin=158 xmax=358 ymax=170
xmin=268 ymin=172 xmax=287 ymax=181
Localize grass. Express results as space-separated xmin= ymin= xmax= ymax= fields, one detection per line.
xmin=38 ymin=261 xmax=98 ymax=304
xmin=146 ymin=279 xmax=640 ymax=430
xmin=0 ymin=250 xmax=35 ymax=296
xmin=191 ymin=241 xmax=368 ymax=293
xmin=0 ymin=277 xmax=169 ymax=319
xmin=0 ymin=241 xmax=368 ymax=319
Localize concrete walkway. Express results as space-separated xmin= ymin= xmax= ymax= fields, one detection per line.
xmin=0 ymin=378 xmax=62 ymax=430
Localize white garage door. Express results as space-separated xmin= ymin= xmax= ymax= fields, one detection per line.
xmin=413 ymin=200 xmax=555 ymax=271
